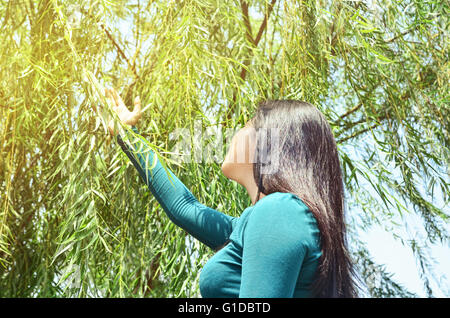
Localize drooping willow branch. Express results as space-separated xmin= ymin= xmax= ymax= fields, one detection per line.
xmin=99 ymin=22 xmax=139 ymax=80
xmin=339 ymin=101 xmax=364 ymax=120
xmin=223 ymin=0 xmax=277 ymax=125
xmin=336 ymin=121 xmax=381 ymax=144
xmin=80 ymin=7 xmax=140 ymax=81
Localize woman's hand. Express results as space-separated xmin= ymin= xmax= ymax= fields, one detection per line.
xmin=104 ymin=87 xmax=142 ymax=136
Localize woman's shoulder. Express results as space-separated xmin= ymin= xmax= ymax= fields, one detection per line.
xmin=245 ymin=192 xmax=319 ymax=242
xmin=252 ymin=192 xmax=311 ymax=218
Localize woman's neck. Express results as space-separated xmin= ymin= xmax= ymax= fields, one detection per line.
xmin=241 ymin=176 xmax=266 ymax=205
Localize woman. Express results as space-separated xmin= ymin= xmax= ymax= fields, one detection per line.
xmin=100 ymin=88 xmax=360 ymax=297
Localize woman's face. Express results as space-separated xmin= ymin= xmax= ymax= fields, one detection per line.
xmin=221 ymin=119 xmax=256 ymax=184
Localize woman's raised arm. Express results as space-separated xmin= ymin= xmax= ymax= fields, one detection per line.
xmin=98 ymin=88 xmax=237 ymax=250
xmin=117 ymin=126 xmax=237 ymax=250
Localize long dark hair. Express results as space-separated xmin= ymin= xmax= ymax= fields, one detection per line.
xmin=250 ymin=100 xmax=361 ymax=297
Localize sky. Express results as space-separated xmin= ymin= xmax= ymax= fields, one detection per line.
xmin=345 ymin=129 xmax=450 ymax=297
xmin=362 ymin=222 xmax=450 ymax=297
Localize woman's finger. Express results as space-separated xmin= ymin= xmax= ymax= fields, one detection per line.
xmin=133 ymin=96 xmax=141 ymax=114
xmin=107 ymin=88 xmax=117 ymax=107
xmin=104 ymin=88 xmax=109 ymax=105
xmin=104 ymin=88 xmax=114 ymax=107
xmin=111 ymin=88 xmax=124 ymax=108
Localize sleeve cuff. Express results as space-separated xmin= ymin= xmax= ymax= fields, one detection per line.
xmin=116 ymin=125 xmax=139 ymax=144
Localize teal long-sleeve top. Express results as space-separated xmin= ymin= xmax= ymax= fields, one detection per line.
xmin=116 ymin=126 xmax=322 ymax=298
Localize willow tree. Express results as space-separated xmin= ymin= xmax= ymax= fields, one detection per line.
xmin=0 ymin=0 xmax=448 ymax=297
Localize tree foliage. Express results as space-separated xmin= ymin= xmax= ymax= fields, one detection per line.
xmin=0 ymin=0 xmax=448 ymax=297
